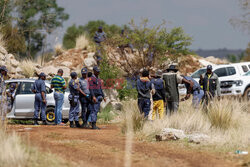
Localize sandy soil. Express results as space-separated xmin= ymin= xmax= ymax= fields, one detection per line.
xmin=8 ymin=124 xmax=238 ymax=167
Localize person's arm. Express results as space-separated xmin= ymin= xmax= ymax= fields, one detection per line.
xmin=89 ymin=77 xmax=97 ymax=103
xmin=62 ymin=78 xmax=67 ymax=89
xmin=41 ymin=82 xmax=47 ymax=103
xmin=181 ymin=79 xmax=194 ymax=101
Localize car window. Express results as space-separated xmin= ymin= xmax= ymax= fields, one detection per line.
xmin=248 ymin=65 xmax=250 ymax=69
xmin=244 ymin=71 xmax=250 ymax=76
xmin=191 ymin=69 xmax=207 ymax=78
xmin=19 ymin=82 xmax=34 ymax=94
xmin=227 ymin=67 xmax=236 ymax=76
xmin=242 ymin=65 xmax=249 ymax=73
xmin=214 ymin=68 xmax=227 ymax=77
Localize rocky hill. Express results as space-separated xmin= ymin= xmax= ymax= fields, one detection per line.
xmin=0 ymin=44 xmax=228 ymax=79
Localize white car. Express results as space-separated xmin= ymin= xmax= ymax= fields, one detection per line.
xmin=191 ymin=62 xmax=250 ymax=98
xmin=5 ymin=79 xmax=71 ymax=124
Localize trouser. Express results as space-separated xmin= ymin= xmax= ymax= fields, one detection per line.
xmin=80 ymin=96 xmax=90 ymax=122
xmin=138 ymin=98 xmax=151 ymax=118
xmin=152 ymin=100 xmax=164 ymax=120
xmin=166 ymin=101 xmax=179 ymax=116
xmin=192 ymin=90 xmax=204 ymax=108
xmin=69 ymin=99 xmax=80 ymax=122
xmin=33 ymin=94 xmax=46 ymax=121
xmin=54 ymin=92 xmax=64 ymax=124
xmin=89 ymin=96 xmax=102 ymax=123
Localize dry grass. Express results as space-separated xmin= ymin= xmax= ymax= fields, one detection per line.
xmin=0 ymin=32 xmax=6 ymax=49
xmin=0 ymin=126 xmax=74 ymax=167
xmin=75 ymin=34 xmax=89 ymax=50
xmin=55 ymin=44 xmax=65 ymax=56
xmin=19 ymin=59 xmax=35 ymax=78
xmin=121 ymin=99 xmax=250 ymax=151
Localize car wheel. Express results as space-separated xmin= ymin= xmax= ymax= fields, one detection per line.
xmin=243 ymin=87 xmax=250 ymax=101
xmin=62 ymin=119 xmax=69 ymax=124
xmin=46 ymin=107 xmax=55 ymax=125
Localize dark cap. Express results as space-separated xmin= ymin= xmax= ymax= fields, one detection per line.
xmin=81 ymin=67 xmax=88 ymax=74
xmin=10 ymin=83 xmax=16 ymax=91
xmin=0 ymin=66 xmax=8 ymax=72
xmin=39 ymin=72 xmax=46 ymax=78
xmin=93 ymin=66 xmax=100 ymax=72
xmin=167 ymin=65 xmax=178 ymax=72
xmin=70 ymin=72 xmax=77 ymax=78
xmin=207 ymin=65 xmax=213 ymax=70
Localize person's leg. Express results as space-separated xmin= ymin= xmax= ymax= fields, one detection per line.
xmin=138 ymin=99 xmax=143 ymax=114
xmin=158 ymin=100 xmax=164 ymax=119
xmin=80 ymin=97 xmax=86 ymax=122
xmin=57 ymin=93 xmax=64 ymax=124
xmin=152 ymin=101 xmax=157 ymax=120
xmin=166 ymin=101 xmax=172 ymax=116
xmin=41 ymin=101 xmax=46 ymax=121
xmin=143 ymin=99 xmax=151 ymax=118
xmin=192 ymin=91 xmax=199 ymax=108
xmin=54 ymin=92 xmax=58 ymax=124
xmin=33 ymin=98 xmax=40 ymax=125
xmin=173 ymin=102 xmax=179 ymax=113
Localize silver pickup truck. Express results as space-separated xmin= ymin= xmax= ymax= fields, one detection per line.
xmin=4 ymin=79 xmax=71 ymax=124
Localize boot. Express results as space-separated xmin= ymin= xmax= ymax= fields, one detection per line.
xmin=75 ymin=121 xmax=81 ymax=128
xmin=91 ymin=122 xmax=100 ymax=130
xmin=34 ymin=119 xmax=39 ymax=126
xmin=42 ymin=120 xmax=47 ymax=125
xmin=81 ymin=121 xmax=88 ymax=129
xmin=70 ymin=121 xmax=74 ymax=128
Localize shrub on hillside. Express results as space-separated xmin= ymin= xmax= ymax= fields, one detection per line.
xmin=20 ymin=60 xmax=35 ymax=78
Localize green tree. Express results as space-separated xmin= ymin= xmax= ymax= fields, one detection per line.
xmin=243 ymin=42 xmax=250 ymax=61
xmin=15 ymin=0 xmax=69 ymax=58
xmin=1 ymin=24 xmax=26 ymax=54
xmin=62 ymin=24 xmax=85 ymax=49
xmin=109 ymin=19 xmax=192 ymax=74
xmin=0 ymin=0 xmax=12 ymax=25
xmin=63 ymin=20 xmax=123 ymax=49
xmin=227 ymin=54 xmax=237 ymax=63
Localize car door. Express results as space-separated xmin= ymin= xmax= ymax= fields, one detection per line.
xmin=14 ymin=82 xmax=35 ymax=118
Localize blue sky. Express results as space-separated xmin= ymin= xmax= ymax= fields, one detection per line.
xmin=52 ymin=0 xmax=249 ymax=50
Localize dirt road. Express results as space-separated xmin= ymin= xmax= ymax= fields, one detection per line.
xmin=9 ymin=124 xmax=237 ymax=167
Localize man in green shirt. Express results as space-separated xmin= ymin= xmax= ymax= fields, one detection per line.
xmin=51 ymin=69 xmax=67 ymax=125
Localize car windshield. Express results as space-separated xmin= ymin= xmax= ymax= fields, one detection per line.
xmin=191 ymin=69 xmax=207 ymax=78
xmin=244 ymin=71 xmax=250 ymax=76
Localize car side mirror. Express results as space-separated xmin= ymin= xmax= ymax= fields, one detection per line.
xmin=49 ymin=89 xmax=53 ymax=93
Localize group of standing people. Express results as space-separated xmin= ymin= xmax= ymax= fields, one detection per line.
xmin=32 ymin=66 xmax=105 ymax=129
xmin=136 ymin=64 xmax=221 ymax=119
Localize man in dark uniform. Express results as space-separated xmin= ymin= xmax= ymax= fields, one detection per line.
xmin=79 ymin=68 xmax=91 ymax=128
xmin=88 ymin=66 xmax=105 ymax=130
xmin=7 ymin=83 xmax=17 ymax=111
xmin=32 ymin=73 xmax=47 ymax=125
xmin=68 ymin=72 xmax=81 ymax=128
xmin=94 ymin=26 xmax=107 ymax=64
xmin=199 ymin=65 xmax=221 ymax=107
xmin=0 ymin=66 xmax=8 ymax=122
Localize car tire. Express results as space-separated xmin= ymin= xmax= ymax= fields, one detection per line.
xmin=62 ymin=119 xmax=68 ymax=124
xmin=243 ymin=87 xmax=250 ymax=101
xmin=46 ymin=107 xmax=55 ymax=125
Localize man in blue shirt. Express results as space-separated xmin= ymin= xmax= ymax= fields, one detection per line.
xmin=136 ymin=70 xmax=154 ymax=118
xmin=79 ymin=67 xmax=91 ymax=128
xmin=51 ymin=69 xmax=67 ymax=125
xmin=89 ymin=66 xmax=105 ymax=130
xmin=181 ymin=76 xmax=204 ymax=108
xmin=32 ymin=73 xmax=47 ymax=125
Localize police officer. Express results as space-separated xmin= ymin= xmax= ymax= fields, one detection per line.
xmin=0 ymin=66 xmax=8 ymax=95
xmin=68 ymin=72 xmax=81 ymax=128
xmin=89 ymin=66 xmax=105 ymax=130
xmin=180 ymin=76 xmax=204 ymax=108
xmin=79 ymin=68 xmax=91 ymax=128
xmin=94 ymin=26 xmax=107 ymax=64
xmin=32 ymin=73 xmax=47 ymax=125
xmin=199 ymin=65 xmax=221 ymax=107
xmin=7 ymin=83 xmax=16 ymax=111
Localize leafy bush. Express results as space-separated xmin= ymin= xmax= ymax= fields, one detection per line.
xmin=98 ymin=104 xmax=114 ymax=124
xmin=20 ymin=60 xmax=35 ymax=78
xmin=117 ymin=80 xmax=137 ymax=101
